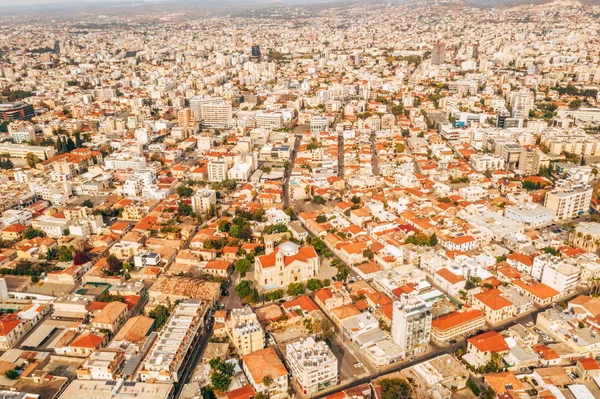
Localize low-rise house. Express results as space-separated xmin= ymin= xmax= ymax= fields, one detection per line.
xmin=472 ymin=289 xmax=516 ymax=325
xmin=465 ymin=331 xmax=509 ymax=367
xmin=90 ymin=301 xmax=128 ymax=333
xmin=431 ymin=309 xmax=485 ymax=345
xmin=242 ymin=347 xmax=289 ymax=399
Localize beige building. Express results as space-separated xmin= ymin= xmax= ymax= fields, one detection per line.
xmin=472 ymin=290 xmax=516 ymax=325
xmin=255 ymin=241 xmax=320 ymax=290
xmin=90 ymin=301 xmax=128 ymax=333
xmin=225 ymin=307 xmax=265 ymax=355
xmin=177 ymin=107 xmax=196 ymax=128
xmin=544 ymin=186 xmax=592 ymax=222
xmin=431 ymin=309 xmax=485 ymax=344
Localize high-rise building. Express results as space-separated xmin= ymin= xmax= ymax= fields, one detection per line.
xmin=431 ymin=41 xmax=445 ymax=65
xmin=226 ymin=307 xmax=265 ymax=355
xmin=0 ymin=102 xmax=35 ymax=121
xmin=200 ymin=103 xmax=233 ymax=128
xmin=177 ymin=107 xmax=196 ymax=128
xmin=392 ymin=294 xmax=432 ymax=357
xmin=251 ymin=45 xmax=261 ymax=58
xmin=189 ymin=96 xmax=224 ymax=120
xmin=207 ymin=158 xmax=228 ymax=182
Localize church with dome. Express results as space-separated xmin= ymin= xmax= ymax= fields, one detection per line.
xmin=255 ymin=240 xmax=320 ymax=291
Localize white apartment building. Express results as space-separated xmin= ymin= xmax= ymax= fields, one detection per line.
xmin=10 ymin=130 xmax=36 ymax=144
xmin=255 ymin=111 xmax=283 ymax=129
xmin=134 ymin=128 xmax=149 ymax=144
xmin=189 ymin=96 xmax=224 ymax=120
xmin=286 ymin=337 xmax=338 ymax=395
xmin=104 ymin=154 xmax=147 ymax=170
xmin=123 ymin=179 xmax=142 ymax=197
xmin=31 ymin=215 xmax=69 ymax=238
xmin=532 ymin=254 xmax=581 ymax=293
xmin=392 ymin=294 xmax=432 ymax=357
xmin=0 ymin=143 xmax=55 ymax=159
xmin=139 ymin=300 xmax=207 ymax=383
xmin=544 ymin=186 xmax=592 ymax=222
xmin=226 ymin=307 xmax=265 ymax=356
xmin=201 ymin=103 xmax=233 ymax=128
xmin=310 ymin=115 xmax=329 ymax=135
xmin=191 ymin=189 xmax=216 ymax=212
xmin=0 ymin=209 xmax=32 ymax=228
xmin=227 ymin=163 xmax=252 ymax=182
xmin=470 ymin=154 xmax=505 ymax=172
xmin=59 ymin=380 xmax=172 ymax=399
xmin=503 ymin=203 xmax=554 ymax=228
xmin=76 ymin=351 xmax=124 ymax=381
xmin=207 ymin=158 xmax=228 ymax=182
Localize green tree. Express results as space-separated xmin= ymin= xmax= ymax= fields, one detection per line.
xmin=211 ymin=371 xmax=231 ymax=392
xmin=200 ymin=386 xmax=216 ymax=399
xmin=177 ymin=186 xmax=194 ymax=197
xmin=234 ymin=259 xmax=252 ymax=277
xmin=23 ymin=228 xmax=45 ymax=239
xmin=570 ymin=99 xmax=583 ymax=110
xmin=265 ymin=290 xmax=283 ymax=301
xmin=56 ymin=245 xmax=74 ymax=262
xmin=313 ymin=195 xmax=326 ymax=205
xmin=218 ymin=219 xmax=231 ymax=233
xmin=287 ymin=282 xmax=305 ymax=296
xmin=148 ymin=305 xmax=170 ymax=330
xmin=262 ymin=376 xmax=273 ymax=398
xmin=316 ymin=214 xmax=328 ymax=223
xmin=306 ymin=278 xmax=323 ymax=291
xmin=380 ymin=378 xmax=413 ymax=399
xmin=105 ymin=254 xmax=123 ymax=275
xmin=480 ymin=387 xmax=496 ymax=399
xmin=313 ymin=318 xmax=335 ymax=342
xmin=25 ymin=152 xmax=40 ymax=168
xmin=177 ymin=202 xmax=194 ymax=217
xmin=3 ymin=370 xmax=19 ymax=380
xmin=235 ymin=280 xmax=254 ymax=299
xmin=66 ymin=136 xmax=76 ymax=151
xmin=82 ymin=199 xmax=94 ymax=208
xmin=429 ymin=233 xmax=438 ymax=246
xmin=263 ymin=223 xmax=288 ymax=234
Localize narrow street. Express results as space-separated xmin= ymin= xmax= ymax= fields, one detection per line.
xmin=283 ymin=133 xmax=303 ymax=208
xmin=338 ymin=130 xmax=344 ymax=178
xmin=370 ymin=132 xmax=379 ymax=176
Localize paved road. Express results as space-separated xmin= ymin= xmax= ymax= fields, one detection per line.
xmin=283 ymin=134 xmax=303 ymax=208
xmin=370 ymin=132 xmax=378 ymax=175
xmin=338 ymin=131 xmax=344 ymax=178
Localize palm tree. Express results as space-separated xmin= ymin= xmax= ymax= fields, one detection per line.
xmin=262 ymin=375 xmax=273 ymax=398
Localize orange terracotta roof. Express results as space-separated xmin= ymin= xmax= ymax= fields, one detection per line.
xmin=468 ymin=331 xmax=509 ymax=353
xmin=432 ymin=309 xmax=485 ymax=332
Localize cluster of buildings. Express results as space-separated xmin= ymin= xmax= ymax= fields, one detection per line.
xmin=4 ymin=0 xmax=600 ymax=398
